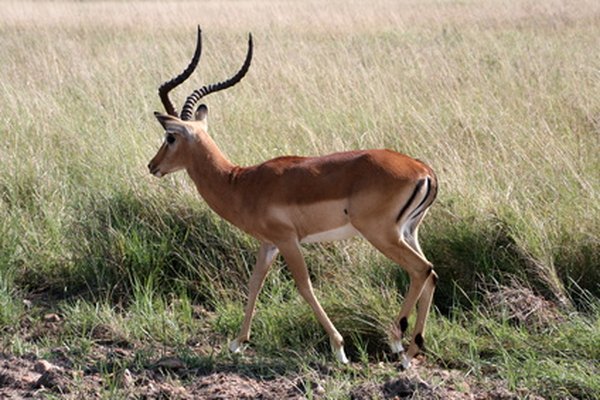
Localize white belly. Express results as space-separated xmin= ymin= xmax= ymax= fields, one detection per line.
xmin=300 ymin=223 xmax=359 ymax=244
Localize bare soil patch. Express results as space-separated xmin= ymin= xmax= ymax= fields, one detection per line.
xmin=0 ymin=350 xmax=539 ymax=399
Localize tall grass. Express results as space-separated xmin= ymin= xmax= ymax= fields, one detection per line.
xmin=1 ymin=0 xmax=597 ymax=305
xmin=0 ymin=1 xmax=599 ymax=397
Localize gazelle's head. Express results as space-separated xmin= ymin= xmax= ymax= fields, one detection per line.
xmin=148 ymin=26 xmax=252 ymax=178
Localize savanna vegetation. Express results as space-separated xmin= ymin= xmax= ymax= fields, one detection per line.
xmin=0 ymin=1 xmax=598 ymax=398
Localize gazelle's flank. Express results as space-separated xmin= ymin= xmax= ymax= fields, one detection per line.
xmin=148 ymin=27 xmax=438 ymax=368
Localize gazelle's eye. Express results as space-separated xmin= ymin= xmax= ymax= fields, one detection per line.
xmin=166 ymin=134 xmax=175 ymax=144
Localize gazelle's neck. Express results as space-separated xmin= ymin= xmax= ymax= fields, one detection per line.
xmin=186 ymin=132 xmax=239 ymax=222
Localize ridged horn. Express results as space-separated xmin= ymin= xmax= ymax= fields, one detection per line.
xmin=158 ymin=26 xmax=203 ymax=117
xmin=180 ymin=33 xmax=253 ymax=121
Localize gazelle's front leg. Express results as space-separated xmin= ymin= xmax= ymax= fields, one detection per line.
xmin=276 ymin=239 xmax=349 ymax=364
xmin=229 ymin=242 xmax=279 ymax=353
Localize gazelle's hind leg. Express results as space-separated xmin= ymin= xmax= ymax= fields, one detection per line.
xmin=401 ymin=211 xmax=438 ymax=362
xmin=406 ymin=269 xmax=437 ymax=360
xmin=356 ymin=218 xmax=435 ymax=369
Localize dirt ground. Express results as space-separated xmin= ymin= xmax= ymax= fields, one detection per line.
xmin=1 ymin=285 xmax=558 ymax=399
xmin=0 ymin=349 xmax=538 ymax=399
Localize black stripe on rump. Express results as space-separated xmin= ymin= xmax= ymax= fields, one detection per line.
xmin=410 ymin=177 xmax=432 ymax=220
xmin=396 ymin=178 xmax=427 ymax=223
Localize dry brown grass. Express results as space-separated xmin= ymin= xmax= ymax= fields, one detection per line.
xmin=1 ymin=0 xmax=599 ymax=304
xmin=0 ymin=3 xmax=599 ymax=397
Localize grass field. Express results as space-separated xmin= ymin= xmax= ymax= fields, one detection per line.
xmin=1 ymin=0 xmax=599 ymax=398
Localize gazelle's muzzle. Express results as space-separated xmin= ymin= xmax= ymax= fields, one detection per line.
xmin=148 ymin=142 xmax=168 ymax=177
xmin=148 ymin=157 xmax=163 ymax=178
xmin=147 ymin=159 xmax=163 ymax=177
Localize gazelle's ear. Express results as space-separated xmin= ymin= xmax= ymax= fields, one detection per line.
xmin=195 ymin=104 xmax=208 ymax=131
xmin=154 ymin=112 xmax=179 ymax=129
xmin=154 ymin=112 xmax=192 ymax=137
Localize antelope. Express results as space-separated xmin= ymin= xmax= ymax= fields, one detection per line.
xmin=147 ymin=27 xmax=438 ymax=368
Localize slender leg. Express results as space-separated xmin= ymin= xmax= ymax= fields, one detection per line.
xmin=389 ymin=250 xmax=432 ymax=368
xmin=406 ymin=270 xmax=437 ymax=360
xmin=229 ymin=242 xmax=279 ymax=353
xmin=359 ymin=226 xmax=433 ymax=369
xmin=398 ymin=214 xmax=437 ymax=361
xmin=392 ymin=269 xmax=429 ymax=340
xmin=276 ymin=239 xmax=349 ymax=364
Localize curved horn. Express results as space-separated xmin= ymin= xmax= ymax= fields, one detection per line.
xmin=180 ymin=33 xmax=253 ymax=121
xmin=158 ymin=26 xmax=203 ymax=117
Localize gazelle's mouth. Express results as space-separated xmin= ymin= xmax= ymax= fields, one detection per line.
xmin=148 ymin=164 xmax=163 ymax=177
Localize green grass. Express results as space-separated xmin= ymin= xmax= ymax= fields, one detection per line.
xmin=1 ymin=0 xmax=599 ymax=398
xmin=426 ymin=306 xmax=600 ymax=398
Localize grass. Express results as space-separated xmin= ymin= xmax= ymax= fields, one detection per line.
xmin=0 ymin=0 xmax=599 ymax=398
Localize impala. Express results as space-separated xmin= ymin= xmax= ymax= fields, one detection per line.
xmin=147 ymin=27 xmax=438 ymax=368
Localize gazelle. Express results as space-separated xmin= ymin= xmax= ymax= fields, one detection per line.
xmin=148 ymin=27 xmax=438 ymax=368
